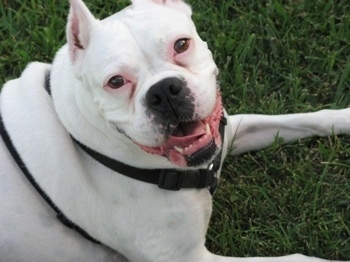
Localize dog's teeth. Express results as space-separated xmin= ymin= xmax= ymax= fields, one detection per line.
xmin=205 ymin=123 xmax=211 ymax=135
xmin=174 ymin=146 xmax=184 ymax=154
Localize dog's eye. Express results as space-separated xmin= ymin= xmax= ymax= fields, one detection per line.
xmin=174 ymin=38 xmax=190 ymax=54
xmin=108 ymin=76 xmax=125 ymax=89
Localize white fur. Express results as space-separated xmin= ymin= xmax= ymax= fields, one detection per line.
xmin=0 ymin=0 xmax=349 ymax=261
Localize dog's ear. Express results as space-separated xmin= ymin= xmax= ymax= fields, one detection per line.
xmin=67 ymin=0 xmax=99 ymax=71
xmin=132 ymin=0 xmax=192 ymax=17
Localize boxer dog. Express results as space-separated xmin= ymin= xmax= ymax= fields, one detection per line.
xmin=0 ymin=0 xmax=349 ymax=261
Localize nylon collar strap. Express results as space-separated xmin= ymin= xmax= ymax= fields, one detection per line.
xmin=72 ymin=122 xmax=226 ymax=193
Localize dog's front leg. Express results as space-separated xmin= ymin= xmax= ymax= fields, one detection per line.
xmin=225 ymin=108 xmax=350 ymax=155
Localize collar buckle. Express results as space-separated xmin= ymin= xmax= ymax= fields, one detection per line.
xmin=158 ymin=169 xmax=183 ymax=191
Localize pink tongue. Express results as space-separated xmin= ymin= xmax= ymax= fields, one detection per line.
xmin=163 ymin=121 xmax=206 ymax=148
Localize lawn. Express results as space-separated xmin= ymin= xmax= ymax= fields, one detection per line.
xmin=1 ymin=0 xmax=349 ymax=260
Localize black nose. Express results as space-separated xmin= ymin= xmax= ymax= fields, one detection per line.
xmin=145 ymin=77 xmax=195 ymax=121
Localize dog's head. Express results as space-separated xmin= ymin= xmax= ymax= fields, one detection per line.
xmin=67 ymin=0 xmax=222 ymax=168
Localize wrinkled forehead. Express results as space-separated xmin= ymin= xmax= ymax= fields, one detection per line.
xmin=101 ymin=4 xmax=196 ymax=46
xmin=84 ymin=4 xmax=200 ymax=77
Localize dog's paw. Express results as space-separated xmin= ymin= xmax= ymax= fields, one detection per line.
xmin=318 ymin=108 xmax=350 ymax=135
xmin=335 ymin=107 xmax=350 ymax=134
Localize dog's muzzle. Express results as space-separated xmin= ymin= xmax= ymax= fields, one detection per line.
xmin=139 ymin=77 xmax=224 ymax=167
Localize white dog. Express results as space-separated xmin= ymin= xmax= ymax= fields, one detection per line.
xmin=0 ymin=0 xmax=349 ymax=261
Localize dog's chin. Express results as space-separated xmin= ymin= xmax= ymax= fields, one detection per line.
xmin=136 ymin=94 xmax=224 ymax=167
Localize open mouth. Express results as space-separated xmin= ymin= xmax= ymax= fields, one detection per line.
xmin=138 ymin=93 xmax=224 ymax=167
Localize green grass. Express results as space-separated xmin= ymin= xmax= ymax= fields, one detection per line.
xmin=1 ymin=0 xmax=349 ymax=260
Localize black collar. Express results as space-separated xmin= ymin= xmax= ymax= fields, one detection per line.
xmin=72 ymin=119 xmax=226 ymax=193
xmin=0 ymin=70 xmax=226 ymax=246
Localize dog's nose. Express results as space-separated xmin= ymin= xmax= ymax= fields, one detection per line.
xmin=145 ymin=77 xmax=194 ymax=121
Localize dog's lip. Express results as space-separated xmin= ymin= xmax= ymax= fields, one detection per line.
xmin=165 ymin=120 xmax=213 ymax=155
xmin=137 ymin=93 xmax=223 ymax=167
